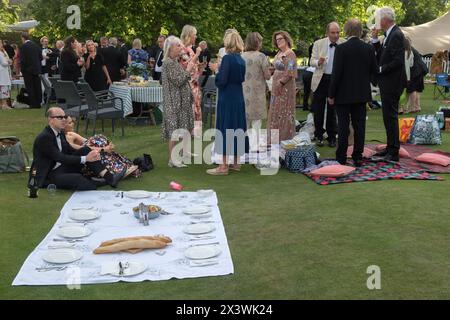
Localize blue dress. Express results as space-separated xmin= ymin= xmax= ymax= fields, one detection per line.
xmin=214 ymin=53 xmax=249 ymax=156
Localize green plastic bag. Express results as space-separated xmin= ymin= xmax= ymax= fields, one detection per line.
xmin=0 ymin=137 xmax=29 ymax=173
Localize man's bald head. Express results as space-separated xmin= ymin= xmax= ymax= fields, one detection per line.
xmin=326 ymin=22 xmax=340 ymax=43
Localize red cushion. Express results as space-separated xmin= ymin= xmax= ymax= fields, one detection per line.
xmin=415 ymin=153 xmax=450 ymax=166
xmin=375 ymin=144 xmax=411 ymax=158
xmin=310 ymin=165 xmax=356 ymax=177
xmin=347 ymin=146 xmax=377 ymax=158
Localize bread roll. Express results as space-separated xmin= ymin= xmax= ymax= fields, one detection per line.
xmin=94 ymin=239 xmax=167 ymax=254
xmin=100 ymin=235 xmax=172 ymax=247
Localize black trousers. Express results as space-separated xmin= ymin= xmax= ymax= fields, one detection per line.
xmin=380 ymin=91 xmax=401 ymax=156
xmin=312 ymin=74 xmax=337 ymax=142
xmin=23 ymin=72 xmax=42 ymax=108
xmin=302 ymin=70 xmax=313 ymax=109
xmin=47 ymin=147 xmax=105 ymax=191
xmin=335 ymin=103 xmax=366 ymax=164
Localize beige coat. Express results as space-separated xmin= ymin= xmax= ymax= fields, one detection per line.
xmin=310 ymin=37 xmax=345 ymax=92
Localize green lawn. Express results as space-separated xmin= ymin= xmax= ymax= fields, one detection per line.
xmin=0 ymin=85 xmax=449 ymax=299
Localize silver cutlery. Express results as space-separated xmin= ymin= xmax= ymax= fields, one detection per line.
xmin=72 ymin=206 xmax=94 ymax=211
xmin=53 ymin=238 xmax=84 ymax=243
xmin=189 ymin=221 xmax=217 ymax=224
xmin=189 ymin=242 xmax=220 ymax=247
xmin=118 ymin=261 xmax=124 ymax=275
xmin=189 ymin=260 xmax=219 ymax=267
xmin=36 ymin=266 xmax=68 ymax=272
xmin=48 ymin=243 xmax=76 ymax=249
xmin=189 ymin=236 xmax=216 ymax=241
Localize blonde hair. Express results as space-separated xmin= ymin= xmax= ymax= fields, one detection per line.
xmin=85 ymin=40 xmax=96 ymax=53
xmin=163 ymin=36 xmax=182 ymax=61
xmin=180 ymin=25 xmax=197 ymax=46
xmin=132 ymin=38 xmax=142 ymax=50
xmin=40 ymin=36 xmax=49 ymax=44
xmin=272 ymin=31 xmax=293 ymax=49
xmin=224 ymin=30 xmax=244 ymax=54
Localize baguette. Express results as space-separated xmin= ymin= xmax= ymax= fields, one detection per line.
xmin=100 ymin=235 xmax=172 ymax=247
xmin=94 ymin=239 xmax=167 ymax=254
xmin=126 ymin=249 xmax=143 ymax=254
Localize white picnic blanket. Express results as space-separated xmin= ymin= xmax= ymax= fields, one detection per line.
xmin=12 ymin=190 xmax=234 ymax=286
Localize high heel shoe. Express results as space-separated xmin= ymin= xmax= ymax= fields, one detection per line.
xmin=168 ymin=160 xmax=187 ymax=168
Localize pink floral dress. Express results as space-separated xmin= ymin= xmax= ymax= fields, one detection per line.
xmin=179 ymin=46 xmax=202 ymax=131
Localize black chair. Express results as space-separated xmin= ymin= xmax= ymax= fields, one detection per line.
xmin=201 ymin=76 xmax=217 ymax=128
xmin=53 ymin=80 xmax=89 ymax=131
xmin=39 ymin=75 xmax=54 ymax=113
xmin=78 ymin=82 xmax=125 ymax=136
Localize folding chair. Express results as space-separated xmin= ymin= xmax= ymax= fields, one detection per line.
xmin=434 ymin=73 xmax=450 ymax=100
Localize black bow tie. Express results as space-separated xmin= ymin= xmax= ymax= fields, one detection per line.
xmin=329 ymin=43 xmax=337 ymax=48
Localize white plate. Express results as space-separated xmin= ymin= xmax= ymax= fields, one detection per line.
xmin=183 ymin=223 xmax=216 ymax=235
xmin=184 ymin=245 xmax=222 ymax=260
xmin=109 ymin=262 xmax=147 ymax=277
xmin=197 ymin=189 xmax=214 ymax=198
xmin=190 ymin=213 xmax=213 ymax=220
xmin=69 ymin=209 xmax=100 ymax=221
xmin=183 ymin=205 xmax=211 ymax=215
xmin=124 ymin=190 xmax=152 ymax=199
xmin=42 ymin=249 xmax=83 ymax=264
xmin=57 ymin=226 xmax=92 ymax=239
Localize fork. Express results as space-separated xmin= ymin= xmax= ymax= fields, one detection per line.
xmin=53 ymin=238 xmax=84 ymax=243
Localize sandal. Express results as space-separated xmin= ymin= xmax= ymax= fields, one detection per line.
xmin=229 ymin=165 xmax=241 ymax=172
xmin=206 ymin=167 xmax=229 ymax=175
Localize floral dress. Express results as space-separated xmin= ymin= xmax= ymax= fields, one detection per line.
xmin=267 ymin=49 xmax=297 ymax=144
xmin=83 ymin=134 xmax=139 ymax=177
xmin=179 ymin=46 xmax=202 ymax=130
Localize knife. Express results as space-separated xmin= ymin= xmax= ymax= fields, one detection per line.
xmin=119 ymin=262 xmax=124 ymax=275
xmin=190 ymin=262 xmax=219 ymax=267
xmin=189 ymin=236 xmax=216 ymax=241
xmin=189 ymin=242 xmax=220 ymax=247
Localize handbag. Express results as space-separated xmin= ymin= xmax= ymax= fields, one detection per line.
xmin=284 ymin=145 xmax=317 ymax=173
xmin=133 ymin=153 xmax=154 ymax=171
xmin=0 ymin=136 xmax=29 ymax=173
xmin=408 ymin=115 xmax=442 ymax=145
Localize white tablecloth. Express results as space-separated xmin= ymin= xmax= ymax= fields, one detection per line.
xmin=109 ymin=85 xmax=163 ymax=116
xmin=12 ymin=190 xmax=234 ymax=286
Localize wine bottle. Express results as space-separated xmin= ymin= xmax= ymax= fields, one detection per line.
xmin=28 ymin=169 xmax=38 ymax=198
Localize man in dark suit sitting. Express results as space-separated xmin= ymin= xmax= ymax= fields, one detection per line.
xmin=29 ymin=107 xmax=126 ymax=191
xmin=20 ymin=33 xmax=42 ymax=109
xmin=371 ymin=6 xmax=406 ymax=161
xmin=328 ymin=19 xmax=378 ymax=166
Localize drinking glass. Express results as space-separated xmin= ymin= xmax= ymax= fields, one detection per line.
xmin=47 ymin=184 xmax=57 ymax=196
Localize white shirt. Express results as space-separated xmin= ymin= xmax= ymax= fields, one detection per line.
xmin=50 ymin=127 xmax=86 ymax=170
xmin=155 ymin=50 xmax=163 ymax=73
xmin=324 ymin=38 xmax=337 ymax=75
xmin=41 ymin=48 xmax=48 ymax=67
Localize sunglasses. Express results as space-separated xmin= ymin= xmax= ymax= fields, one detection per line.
xmin=50 ymin=115 xmax=69 ymax=120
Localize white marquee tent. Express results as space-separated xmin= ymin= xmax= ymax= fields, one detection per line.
xmin=6 ymin=20 xmax=40 ymax=31
xmin=401 ymin=11 xmax=450 ymax=55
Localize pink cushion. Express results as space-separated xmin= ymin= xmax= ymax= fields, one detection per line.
xmin=375 ymin=144 xmax=411 ymax=158
xmin=347 ymin=146 xmax=377 ymax=158
xmin=415 ymin=153 xmax=450 ymax=166
xmin=310 ymin=165 xmax=356 ymax=177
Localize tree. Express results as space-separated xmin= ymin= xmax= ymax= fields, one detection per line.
xmin=0 ymin=0 xmax=19 ymax=31
xmin=400 ymin=0 xmax=450 ymax=26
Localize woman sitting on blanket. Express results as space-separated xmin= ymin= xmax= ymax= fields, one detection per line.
xmin=65 ymin=117 xmax=140 ymax=178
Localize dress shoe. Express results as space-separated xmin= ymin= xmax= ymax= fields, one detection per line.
xmin=328 ymin=140 xmax=336 ymax=148
xmin=374 ymin=148 xmax=388 ymax=157
xmin=106 ymin=167 xmax=127 ymax=188
xmin=382 ymin=154 xmax=399 ymax=162
xmin=353 ymin=159 xmax=363 ymax=167
xmin=316 ymin=138 xmax=324 ymax=147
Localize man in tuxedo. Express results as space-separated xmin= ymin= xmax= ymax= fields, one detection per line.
xmin=20 ymin=33 xmax=42 ymax=109
xmin=29 ymin=107 xmax=126 ymax=191
xmin=372 ymin=7 xmax=406 ymax=161
xmin=102 ymin=37 xmax=125 ymax=83
xmin=328 ymin=19 xmax=378 ymax=166
xmin=40 ymin=36 xmax=52 ymax=77
xmin=198 ymin=40 xmax=212 ymax=87
xmin=149 ymin=35 xmax=166 ymax=81
xmin=310 ymin=22 xmax=345 ymax=147
xmin=118 ymin=38 xmax=129 ymax=76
